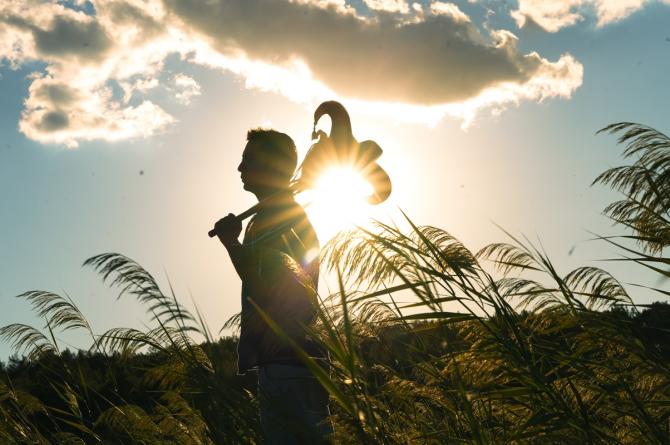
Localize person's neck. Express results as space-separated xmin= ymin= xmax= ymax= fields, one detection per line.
xmin=253 ymin=187 xmax=292 ymax=203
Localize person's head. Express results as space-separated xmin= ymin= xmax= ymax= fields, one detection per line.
xmin=238 ymin=129 xmax=297 ymax=196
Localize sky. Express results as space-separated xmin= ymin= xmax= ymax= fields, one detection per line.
xmin=1 ymin=0 xmax=669 ymax=359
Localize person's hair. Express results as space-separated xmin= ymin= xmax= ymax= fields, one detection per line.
xmin=246 ymin=128 xmax=297 ymax=181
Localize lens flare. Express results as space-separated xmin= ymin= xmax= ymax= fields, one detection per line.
xmin=298 ymin=166 xmax=375 ymax=240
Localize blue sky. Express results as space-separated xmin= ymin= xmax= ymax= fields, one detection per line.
xmin=0 ymin=0 xmax=669 ymax=360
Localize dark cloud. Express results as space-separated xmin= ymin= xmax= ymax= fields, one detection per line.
xmin=2 ymin=12 xmax=112 ymax=62
xmin=163 ymin=0 xmax=566 ymax=105
xmin=37 ymin=110 xmax=69 ymax=131
xmin=32 ymin=15 xmax=112 ymax=60
xmin=100 ymin=1 xmax=166 ymax=40
xmin=33 ymin=83 xmax=79 ymax=107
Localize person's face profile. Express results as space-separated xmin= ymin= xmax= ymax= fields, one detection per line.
xmin=238 ymin=140 xmax=285 ymax=193
xmin=238 ymin=142 xmax=262 ymax=192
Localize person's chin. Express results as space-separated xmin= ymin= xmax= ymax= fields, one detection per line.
xmin=242 ymin=182 xmax=257 ymax=193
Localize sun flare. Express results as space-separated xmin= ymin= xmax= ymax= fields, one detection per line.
xmin=297 ymin=166 xmax=376 ymax=240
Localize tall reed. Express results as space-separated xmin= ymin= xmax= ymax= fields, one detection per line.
xmin=0 ymin=122 xmax=667 ymax=444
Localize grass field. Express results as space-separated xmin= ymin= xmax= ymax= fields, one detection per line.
xmin=1 ymin=122 xmax=668 ymax=444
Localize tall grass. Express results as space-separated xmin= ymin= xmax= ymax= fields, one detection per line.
xmin=0 ymin=256 xmax=260 ymax=444
xmin=1 ymin=122 xmax=668 ymax=444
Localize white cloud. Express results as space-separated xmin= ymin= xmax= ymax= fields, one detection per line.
xmin=291 ymin=0 xmax=348 ymax=9
xmin=429 ymin=2 xmax=470 ymax=22
xmin=593 ymin=0 xmax=646 ymax=27
xmin=173 ymin=73 xmax=201 ymax=105
xmin=19 ymin=73 xmax=174 ymax=147
xmin=0 ymin=0 xmax=179 ymax=147
xmin=363 ymin=0 xmax=410 ymax=14
xmin=511 ymin=0 xmax=662 ymax=32
xmin=119 ymin=77 xmax=160 ymax=103
xmin=0 ymin=0 xmax=586 ymax=147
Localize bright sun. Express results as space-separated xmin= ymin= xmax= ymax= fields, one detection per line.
xmin=297 ymin=166 xmax=376 ymax=240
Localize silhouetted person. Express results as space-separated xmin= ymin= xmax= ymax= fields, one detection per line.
xmin=214 ymin=129 xmax=331 ymax=444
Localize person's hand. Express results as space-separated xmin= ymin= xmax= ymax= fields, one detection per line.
xmin=214 ymin=213 xmax=242 ymax=246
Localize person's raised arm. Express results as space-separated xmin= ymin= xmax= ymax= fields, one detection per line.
xmin=215 ymin=214 xmax=258 ymax=284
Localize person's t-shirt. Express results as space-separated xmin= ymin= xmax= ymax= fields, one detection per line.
xmin=236 ymin=196 xmax=323 ymax=373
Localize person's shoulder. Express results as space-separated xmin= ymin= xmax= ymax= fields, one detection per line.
xmin=287 ymin=201 xmax=319 ymax=247
xmin=288 ymin=200 xmax=309 ymax=224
